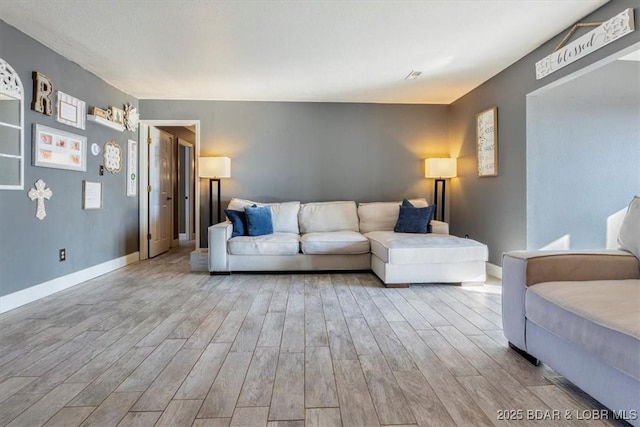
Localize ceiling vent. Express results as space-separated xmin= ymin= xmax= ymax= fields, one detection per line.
xmin=405 ymin=70 xmax=422 ymax=80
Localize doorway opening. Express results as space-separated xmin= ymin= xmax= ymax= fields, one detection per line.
xmin=139 ymin=120 xmax=201 ymax=261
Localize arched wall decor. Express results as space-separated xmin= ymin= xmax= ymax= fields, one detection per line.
xmin=0 ymin=57 xmax=25 ymax=190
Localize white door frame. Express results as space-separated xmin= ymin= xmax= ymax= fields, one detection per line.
xmin=139 ymin=120 xmax=201 ymax=260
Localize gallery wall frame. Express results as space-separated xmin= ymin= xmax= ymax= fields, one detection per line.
xmin=0 ymin=56 xmax=25 ymax=190
xmin=83 ymin=180 xmax=102 ymax=209
xmin=56 ymin=91 xmax=86 ymax=130
xmin=103 ymin=140 xmax=122 ymax=174
xmin=33 ymin=124 xmax=87 ymax=172
xmin=476 ymin=106 xmax=498 ymax=177
xmin=109 ymin=106 xmax=125 ymax=126
xmin=127 ymin=139 xmax=137 ymax=197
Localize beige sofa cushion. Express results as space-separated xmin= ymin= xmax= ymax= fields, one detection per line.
xmin=618 ymin=196 xmax=640 ymax=261
xmin=227 ymin=198 xmax=300 ymax=234
xmin=365 ymin=231 xmax=487 ymax=265
xmin=526 ymin=279 xmax=640 ymax=380
xmin=300 ymin=231 xmax=370 ymax=255
xmin=228 ymin=233 xmax=300 ymax=255
xmin=358 ymin=199 xmax=428 ymax=233
xmin=298 ymin=201 xmax=359 ymax=233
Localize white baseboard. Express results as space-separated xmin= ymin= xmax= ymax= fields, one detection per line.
xmin=486 ymin=262 xmax=502 ymax=279
xmin=0 ymin=252 xmax=140 ymax=314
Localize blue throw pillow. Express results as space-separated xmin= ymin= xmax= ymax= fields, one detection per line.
xmin=394 ymin=204 xmax=436 ymax=234
xmin=225 ymin=209 xmax=247 ymax=237
xmin=245 ymin=205 xmax=274 ymax=236
xmin=401 ymin=199 xmax=414 ymax=207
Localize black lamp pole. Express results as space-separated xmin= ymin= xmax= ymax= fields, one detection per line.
xmin=209 ymin=178 xmax=221 ymax=225
xmin=433 ymin=178 xmax=446 ymax=221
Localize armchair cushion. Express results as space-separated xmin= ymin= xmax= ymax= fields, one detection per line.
xmin=357 ymin=199 xmax=428 ymax=233
xmin=526 ymin=279 xmax=640 ymax=380
xmin=298 ymin=201 xmax=359 ymax=233
xmin=227 ymin=198 xmax=300 ymax=234
xmin=228 ymin=233 xmax=300 ymax=255
xmin=301 ymin=231 xmax=370 ymax=255
xmin=618 ymin=196 xmax=640 ymax=261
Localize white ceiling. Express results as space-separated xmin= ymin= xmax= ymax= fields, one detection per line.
xmin=0 ymin=0 xmax=609 ymax=104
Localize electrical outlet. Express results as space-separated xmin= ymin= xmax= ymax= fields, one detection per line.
xmin=464 ymin=234 xmax=469 ymax=238
xmin=59 ymin=248 xmax=66 ymax=262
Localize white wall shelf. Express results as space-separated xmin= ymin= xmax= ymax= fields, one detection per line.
xmin=87 ymin=114 xmax=125 ymax=132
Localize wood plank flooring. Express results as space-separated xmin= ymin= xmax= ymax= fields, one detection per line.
xmin=0 ymin=243 xmax=627 ymax=426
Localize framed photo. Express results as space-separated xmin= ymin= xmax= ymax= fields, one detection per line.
xmin=476 ymin=106 xmax=498 ymax=177
xmin=127 ymin=139 xmax=137 ymax=196
xmin=109 ymin=106 xmax=125 ymax=125
xmin=56 ymin=91 xmax=86 ymax=130
xmin=33 ymin=124 xmax=87 ymax=172
xmin=89 ymin=106 xmax=109 ymax=119
xmin=83 ymin=180 xmax=103 ymax=209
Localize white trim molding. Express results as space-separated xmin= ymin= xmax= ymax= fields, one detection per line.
xmin=486 ymin=262 xmax=502 ymax=279
xmin=0 ymin=252 xmax=139 ymax=314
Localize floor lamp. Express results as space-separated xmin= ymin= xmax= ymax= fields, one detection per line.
xmin=425 ymin=158 xmax=457 ymax=222
xmin=198 ymin=157 xmax=231 ymax=225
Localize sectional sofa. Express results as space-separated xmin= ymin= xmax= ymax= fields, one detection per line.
xmin=208 ymin=198 xmax=488 ymax=286
xmin=502 ymin=197 xmax=640 ymax=425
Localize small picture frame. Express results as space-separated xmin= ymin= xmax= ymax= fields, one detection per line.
xmin=103 ymin=140 xmax=123 ymax=174
xmin=109 ymin=106 xmax=125 ymax=125
xmin=476 ymin=106 xmax=498 ymax=177
xmin=56 ymin=91 xmax=86 ymax=130
xmin=90 ymin=106 xmax=109 ymax=119
xmin=127 ymin=139 xmax=138 ymax=197
xmin=83 ymin=180 xmax=103 ymax=209
xmin=33 ymin=124 xmax=87 ymax=172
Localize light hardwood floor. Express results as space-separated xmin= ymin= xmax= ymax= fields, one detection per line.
xmin=0 ymin=243 xmax=627 ymax=427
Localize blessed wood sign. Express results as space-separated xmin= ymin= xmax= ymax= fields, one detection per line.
xmin=536 ymin=8 xmax=635 ymax=80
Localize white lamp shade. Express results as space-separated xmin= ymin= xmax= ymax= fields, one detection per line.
xmin=199 ymin=157 xmax=231 ymax=178
xmin=425 ymin=158 xmax=456 ymax=178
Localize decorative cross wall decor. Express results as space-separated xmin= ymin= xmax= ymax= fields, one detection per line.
xmin=28 ymin=179 xmax=52 ymax=220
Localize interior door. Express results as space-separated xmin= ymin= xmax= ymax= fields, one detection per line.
xmin=148 ymin=126 xmax=173 ymax=257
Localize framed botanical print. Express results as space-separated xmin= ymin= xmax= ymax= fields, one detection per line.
xmin=476 ymin=106 xmax=498 ymax=177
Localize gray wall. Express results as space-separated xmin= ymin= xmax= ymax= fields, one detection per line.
xmin=527 ymin=60 xmax=640 ymax=250
xmin=448 ymin=1 xmax=640 ymax=265
xmin=0 ymin=20 xmax=139 ymax=298
xmin=140 ymin=101 xmax=450 ymax=247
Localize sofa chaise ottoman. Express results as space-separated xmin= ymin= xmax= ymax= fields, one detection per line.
xmin=367 ymin=232 xmax=488 ymax=285
xmin=208 ymin=198 xmax=488 ymax=286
